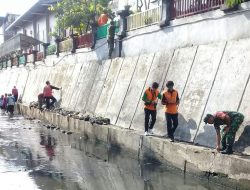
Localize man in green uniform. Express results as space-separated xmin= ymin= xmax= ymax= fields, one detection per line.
xmin=204 ymin=111 xmax=244 ymax=154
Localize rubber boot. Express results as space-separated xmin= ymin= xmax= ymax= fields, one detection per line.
xmin=221 ymin=146 xmax=226 ymax=151
xmin=221 ymin=141 xmax=227 ymax=151
xmin=220 ymin=145 xmax=233 ymax=154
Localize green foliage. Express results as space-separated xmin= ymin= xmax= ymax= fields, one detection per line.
xmin=144 ymin=17 xmax=153 ymax=25
xmin=226 ymin=0 xmax=243 ymax=7
xmin=49 ymin=0 xmax=112 ymax=37
xmin=46 ymin=44 xmax=57 ymax=55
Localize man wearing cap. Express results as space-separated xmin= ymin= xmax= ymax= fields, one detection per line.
xmin=204 ymin=111 xmax=244 ymax=154
xmin=162 ymin=81 xmax=179 ymax=142
xmin=142 ymin=82 xmax=162 ymax=136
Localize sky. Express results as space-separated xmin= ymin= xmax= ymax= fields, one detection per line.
xmin=0 ymin=0 xmax=38 ymax=17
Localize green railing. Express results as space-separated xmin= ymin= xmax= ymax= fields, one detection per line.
xmin=19 ymin=55 xmax=26 ymax=65
xmin=96 ymin=21 xmax=119 ymax=40
xmin=3 ymin=61 xmax=7 ymax=68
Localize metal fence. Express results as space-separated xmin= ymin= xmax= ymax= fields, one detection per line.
xmin=127 ymin=6 xmax=161 ymax=31
xmin=76 ymin=33 xmax=93 ymax=48
xmin=171 ymin=0 xmax=224 ymax=18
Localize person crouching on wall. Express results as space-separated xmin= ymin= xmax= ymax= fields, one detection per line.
xmin=204 ymin=111 xmax=244 ymax=154
xmin=142 ymin=82 xmax=162 ymax=136
xmin=43 ymin=81 xmax=61 ymax=110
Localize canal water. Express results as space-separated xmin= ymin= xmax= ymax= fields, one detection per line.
xmin=0 ymin=113 xmax=242 ymax=190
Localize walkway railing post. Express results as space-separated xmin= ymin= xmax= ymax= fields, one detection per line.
xmin=160 ymin=0 xmax=172 ymax=27
xmin=42 ymin=43 xmax=50 ymax=59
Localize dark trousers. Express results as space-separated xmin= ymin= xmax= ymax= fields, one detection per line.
xmin=144 ymin=108 xmax=157 ymax=132
xmin=14 ymin=95 xmax=18 ymax=102
xmin=7 ymin=105 xmax=14 ymax=113
xmin=45 ymin=96 xmax=57 ymax=109
xmin=165 ymin=113 xmax=178 ymax=138
xmin=108 ymin=37 xmax=114 ymax=58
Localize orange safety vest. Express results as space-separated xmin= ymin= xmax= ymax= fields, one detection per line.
xmin=163 ymin=89 xmax=179 ymax=114
xmin=144 ymin=88 xmax=159 ymax=111
xmin=43 ymin=85 xmax=52 ymax=97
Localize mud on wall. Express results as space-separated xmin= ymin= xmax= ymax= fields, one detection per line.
xmin=1 ymin=38 xmax=250 ymax=154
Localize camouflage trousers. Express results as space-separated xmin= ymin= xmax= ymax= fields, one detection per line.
xmin=221 ymin=113 xmax=244 ymax=147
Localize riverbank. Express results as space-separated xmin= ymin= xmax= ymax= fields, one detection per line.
xmin=17 ymin=104 xmax=250 ymax=188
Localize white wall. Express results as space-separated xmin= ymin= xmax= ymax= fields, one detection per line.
xmin=0 ymin=26 xmax=4 ymax=44
xmin=49 ymin=13 xmax=56 ymax=44
xmin=36 ymin=16 xmax=47 ymax=43
xmin=122 ymin=2 xmax=250 ymax=57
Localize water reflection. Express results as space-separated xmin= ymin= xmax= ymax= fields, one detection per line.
xmin=0 ymin=115 xmax=243 ymax=190
xmin=40 ymin=134 xmax=56 ymax=161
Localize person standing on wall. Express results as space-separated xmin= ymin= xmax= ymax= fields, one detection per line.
xmin=43 ymin=81 xmax=61 ymax=110
xmin=0 ymin=95 xmax=4 ymax=110
xmin=107 ymin=21 xmax=116 ymax=59
xmin=6 ymin=93 xmax=15 ymax=116
xmin=142 ymin=82 xmax=162 ymax=136
xmin=12 ymin=86 xmax=18 ymax=102
xmin=203 ymin=111 xmax=244 ymax=154
xmin=162 ymin=81 xmax=180 ymax=142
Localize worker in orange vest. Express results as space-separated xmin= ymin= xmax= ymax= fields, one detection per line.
xmin=162 ymin=81 xmax=179 ymax=142
xmin=142 ymin=82 xmax=162 ymax=136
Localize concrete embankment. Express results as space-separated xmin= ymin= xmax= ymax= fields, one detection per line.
xmin=1 ymin=38 xmax=250 ymax=152
xmin=18 ymin=104 xmax=250 ymax=185
xmin=1 ymin=37 xmax=250 ymax=182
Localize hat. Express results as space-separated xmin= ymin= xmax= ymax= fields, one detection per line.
xmin=203 ymin=114 xmax=213 ymax=124
xmin=166 ymin=81 xmax=174 ymax=87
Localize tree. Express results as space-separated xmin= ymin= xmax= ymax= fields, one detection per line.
xmin=49 ymin=0 xmax=112 ymax=37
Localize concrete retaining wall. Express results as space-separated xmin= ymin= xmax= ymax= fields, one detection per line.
xmin=17 ymin=104 xmax=250 ymax=184
xmin=0 ymin=37 xmax=250 ymax=156
xmin=122 ymin=2 xmax=250 ymax=57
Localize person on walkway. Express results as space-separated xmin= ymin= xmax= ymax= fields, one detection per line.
xmin=142 ymin=82 xmax=162 ymax=136
xmin=43 ymin=81 xmax=61 ymax=110
xmin=107 ymin=21 xmax=116 ymax=59
xmin=162 ymin=81 xmax=179 ymax=142
xmin=2 ymin=93 xmax=8 ymax=112
xmin=12 ymin=86 xmax=18 ymax=102
xmin=7 ymin=93 xmax=15 ymax=116
xmin=204 ymin=111 xmax=244 ymax=154
xmin=0 ymin=95 xmax=4 ymax=110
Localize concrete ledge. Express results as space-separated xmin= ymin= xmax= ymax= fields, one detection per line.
xmin=17 ymin=104 xmax=250 ymax=185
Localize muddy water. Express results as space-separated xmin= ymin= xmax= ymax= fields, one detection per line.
xmin=0 ymin=113 xmax=241 ymax=190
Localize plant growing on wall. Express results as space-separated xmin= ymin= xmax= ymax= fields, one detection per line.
xmin=144 ymin=17 xmax=153 ymax=25
xmin=226 ymin=0 xmax=243 ymax=8
xmin=49 ymin=0 xmax=112 ymax=38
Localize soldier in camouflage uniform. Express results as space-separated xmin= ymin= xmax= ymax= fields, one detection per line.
xmin=204 ymin=111 xmax=244 ymax=154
